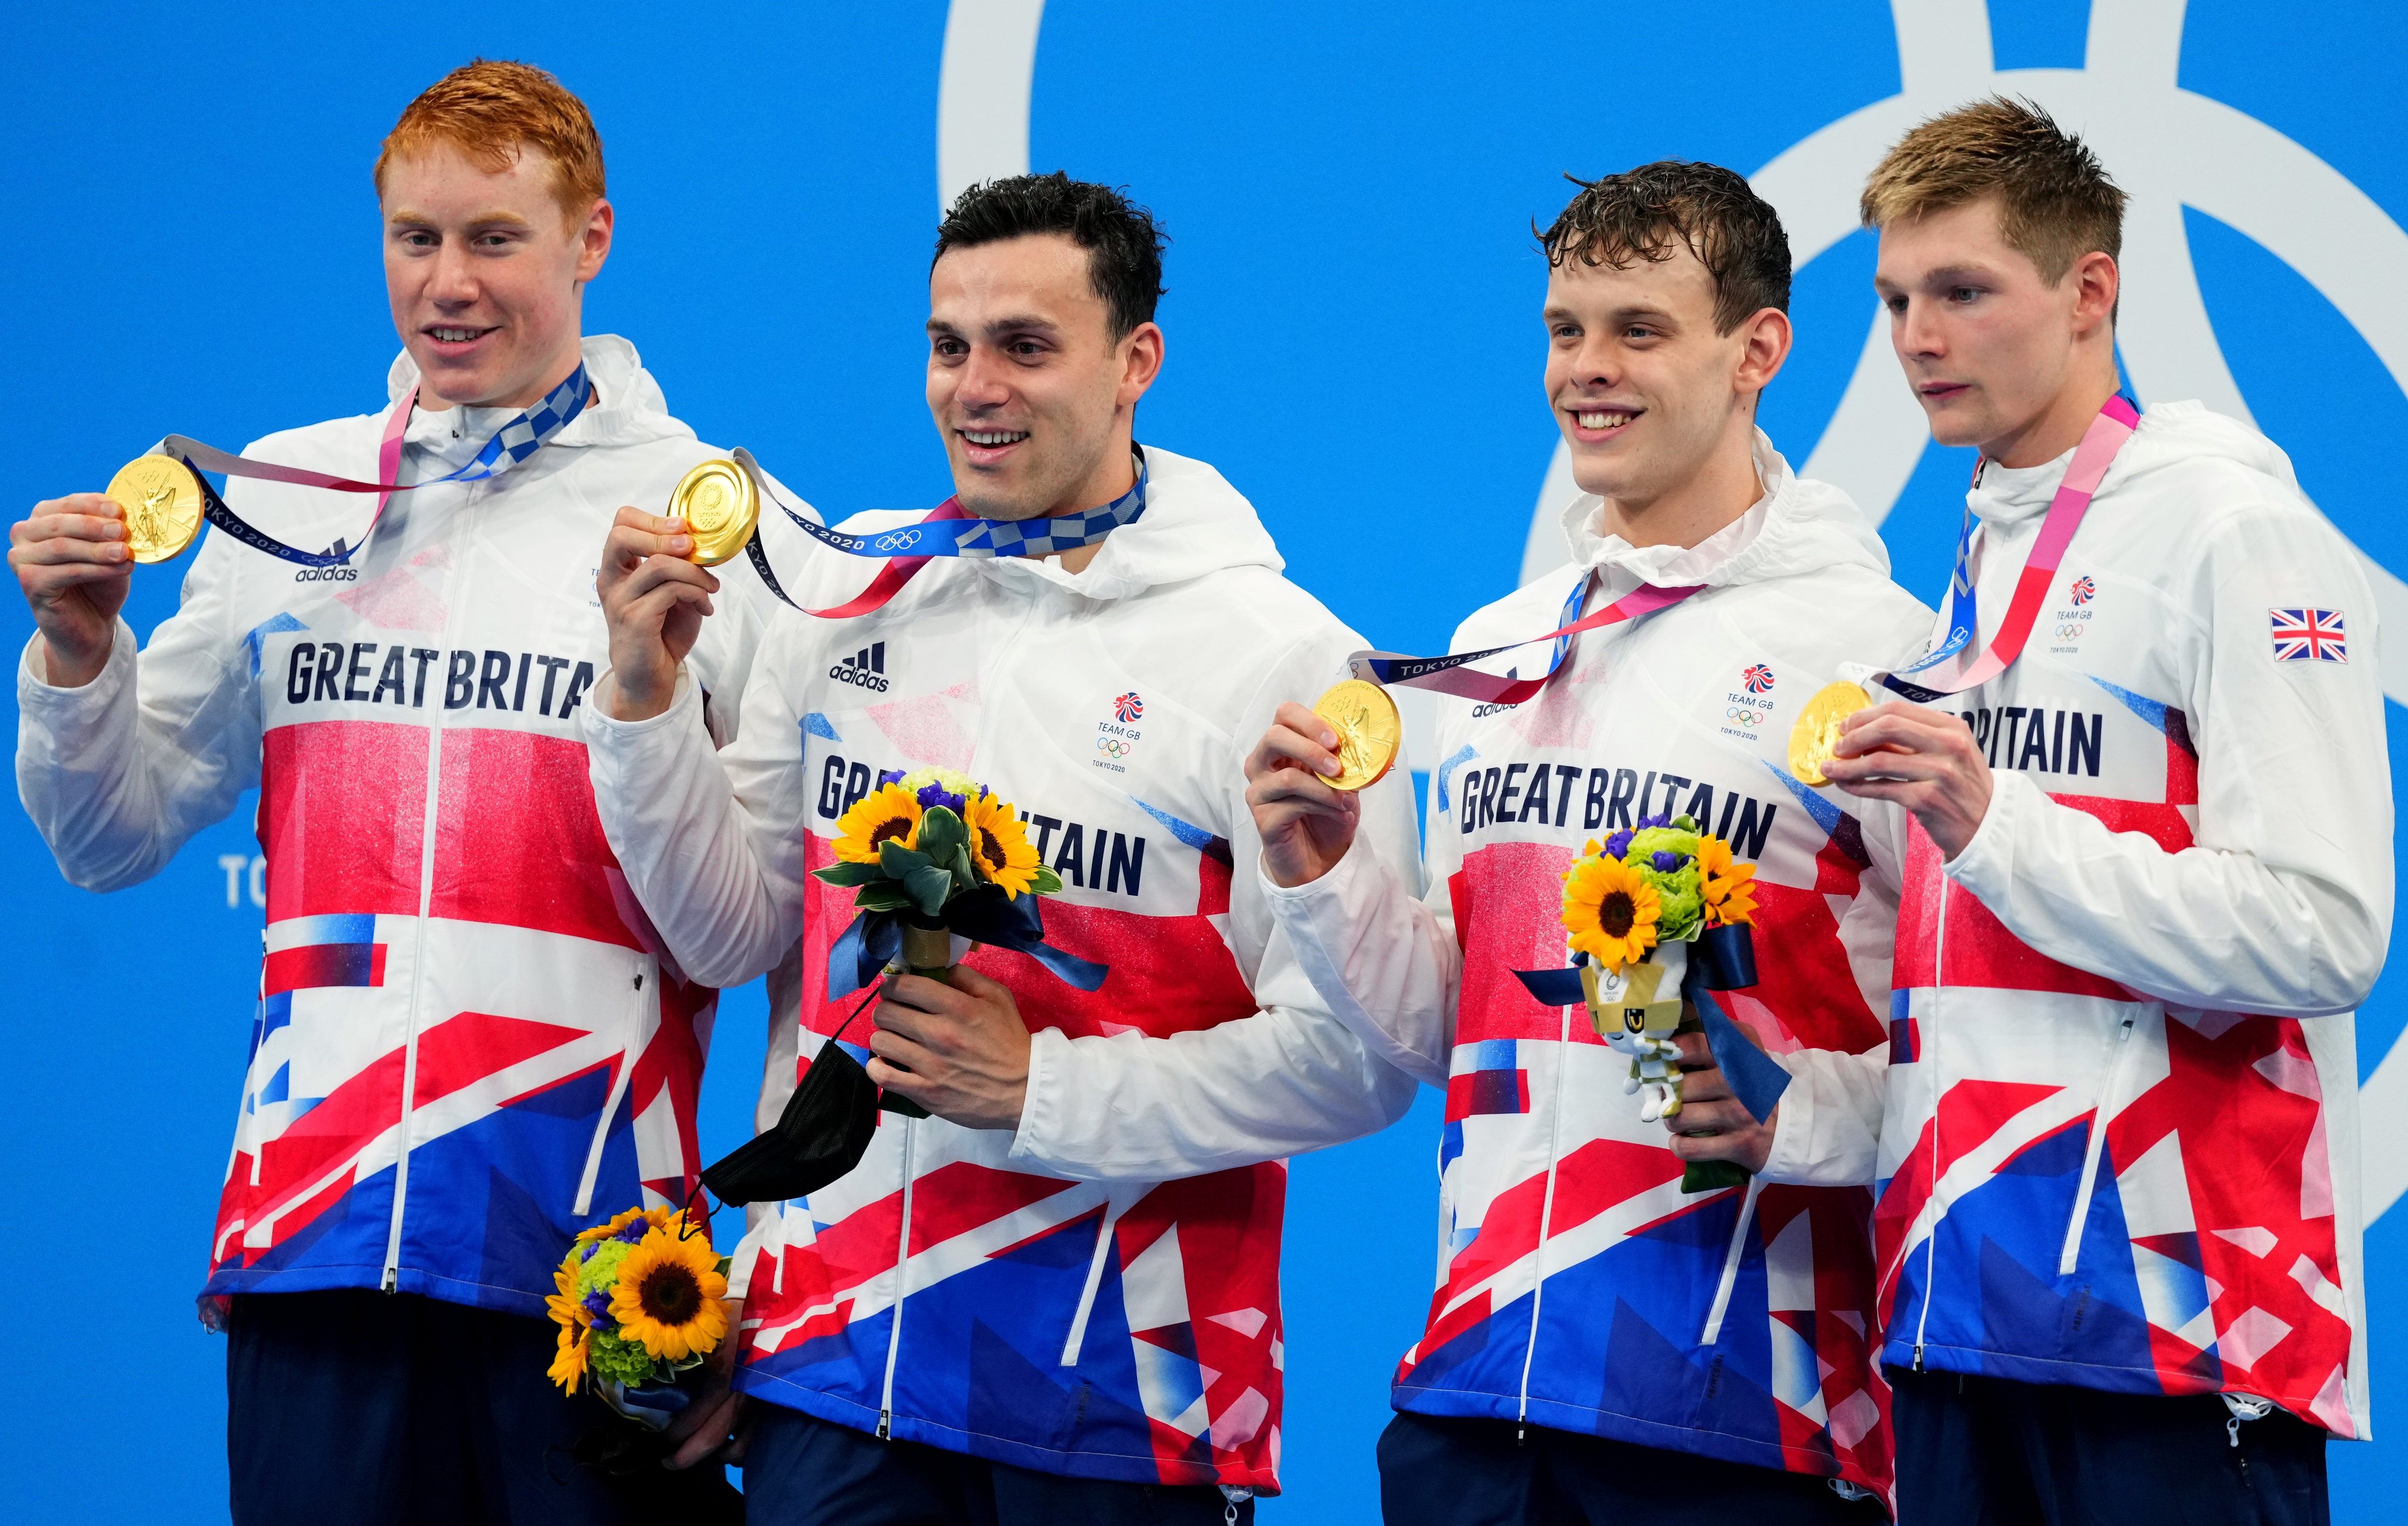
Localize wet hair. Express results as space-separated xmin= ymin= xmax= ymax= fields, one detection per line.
xmin=1538 ymin=161 xmax=1791 ymax=334
xmin=376 ymin=59 xmax=605 ymax=224
xmin=1860 ymin=95 xmax=2127 ymax=283
xmin=933 ymin=172 xmax=1168 ymax=340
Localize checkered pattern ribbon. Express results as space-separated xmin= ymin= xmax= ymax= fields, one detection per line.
xmin=732 ymin=447 xmax=1149 ymax=618
xmin=154 ymin=364 xmax=590 ymax=569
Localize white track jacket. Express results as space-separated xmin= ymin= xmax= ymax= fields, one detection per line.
xmin=16 ymin=336 xmax=778 ymax=1317
xmin=1262 ymin=435 xmax=1931 ymax=1496
xmin=581 ymin=445 xmax=1420 ymax=1493
xmin=1767 ymin=400 xmax=2391 ymax=1440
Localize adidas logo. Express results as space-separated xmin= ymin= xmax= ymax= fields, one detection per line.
xmin=294 ymin=537 xmax=357 ymax=582
xmin=829 ymin=641 xmax=890 ymax=692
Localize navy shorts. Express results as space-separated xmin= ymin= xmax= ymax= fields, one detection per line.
xmin=1888 ymin=1366 xmax=2326 ymax=1526
xmin=741 ymin=1400 xmax=1256 ymax=1526
xmin=225 ymin=1288 xmax=741 ymax=1526
xmin=1375 ymin=1409 xmax=1888 ymax=1526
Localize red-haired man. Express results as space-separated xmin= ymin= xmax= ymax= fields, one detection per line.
xmin=10 ymin=59 xmax=775 ymax=1523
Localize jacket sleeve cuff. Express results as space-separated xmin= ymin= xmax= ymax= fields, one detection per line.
xmin=1007 ymin=1026 xmax=1074 ymax=1175
xmin=1943 ymin=767 xmax=2031 ymax=899
xmin=16 ymin=619 xmax=134 ymax=733
xmin=1255 ymin=834 xmax=1374 ymax=921
xmin=579 ymin=665 xmax=698 ymax=739
xmin=1755 ymin=1048 xmax=1884 ymax=1187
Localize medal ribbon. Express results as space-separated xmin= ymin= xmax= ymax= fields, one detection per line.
xmin=156 ymin=365 xmax=590 ymax=569
xmin=1872 ymin=395 xmax=2140 ymax=703
xmin=730 ymin=448 xmax=1148 ymax=619
xmin=1350 ymin=576 xmax=1705 ymax=704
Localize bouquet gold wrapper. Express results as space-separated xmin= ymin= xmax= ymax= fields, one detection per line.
xmin=1788 ymin=679 xmax=1872 ymax=786
xmin=900 ymin=923 xmax=954 ymax=974
xmin=669 ymin=457 xmax=759 ymax=567
xmin=106 ymin=455 xmax=205 ymax=563
xmin=1311 ymin=678 xmax=1401 ymax=792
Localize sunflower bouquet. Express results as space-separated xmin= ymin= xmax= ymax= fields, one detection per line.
xmin=1524 ymin=811 xmax=1775 ymax=1192
xmin=813 ymin=766 xmax=1106 ymax=1035
xmin=546 ymin=1207 xmax=733 ymax=1430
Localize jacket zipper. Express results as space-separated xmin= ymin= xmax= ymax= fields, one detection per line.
xmin=1514 ymin=990 xmax=1575 ymax=1439
xmin=1060 ymin=1189 xmax=1139 ymax=1366
xmin=571 ymin=958 xmax=649 ymax=1218
xmin=1698 ymin=1178 xmax=1765 ymax=1345
xmin=382 ymin=479 xmax=475 ymax=1291
xmin=1912 ymin=877 xmax=1947 ymax=1368
xmin=877 ymin=1116 xmax=916 ymax=1440
xmin=2058 ymin=1015 xmax=2139 ymax=1276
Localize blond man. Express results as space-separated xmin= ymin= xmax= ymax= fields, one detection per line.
xmin=10 ymin=60 xmax=773 ymax=1522
xmin=1773 ymin=98 xmax=2384 ymax=1523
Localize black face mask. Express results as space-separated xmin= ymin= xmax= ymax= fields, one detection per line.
xmin=699 ymin=988 xmax=923 ymax=1206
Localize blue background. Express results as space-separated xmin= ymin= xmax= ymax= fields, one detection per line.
xmin=4 ymin=1 xmax=2403 ymax=1518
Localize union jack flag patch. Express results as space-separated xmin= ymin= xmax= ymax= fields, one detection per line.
xmin=2270 ymin=607 xmax=2347 ymax=662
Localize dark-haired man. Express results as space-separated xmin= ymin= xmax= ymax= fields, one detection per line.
xmin=1795 ymin=96 xmax=2387 ymax=1521
xmin=582 ymin=172 xmax=1420 ymax=1523
xmin=1243 ymin=163 xmax=1930 ymax=1520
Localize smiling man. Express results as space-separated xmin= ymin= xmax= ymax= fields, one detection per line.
xmin=1790 ymin=97 xmax=2389 ymax=1523
xmin=1242 ymin=163 xmax=1930 ymax=1521
xmin=10 ymin=60 xmax=770 ymax=1523
xmin=581 ymin=172 xmax=1420 ymax=1525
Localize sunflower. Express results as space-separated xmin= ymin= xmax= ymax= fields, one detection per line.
xmin=548 ymin=1324 xmax=590 ymax=1393
xmin=1562 ymin=847 xmax=1661 ymax=969
xmin=1697 ymin=835 xmax=1759 ymax=928
xmin=575 ymin=1205 xmax=674 ymax=1246
xmin=964 ymin=792 xmax=1043 ymax=897
xmin=608 ymin=1228 xmax=732 ymax=1362
xmin=833 ymin=783 xmax=923 ymax=864
xmin=547 ymin=1258 xmax=587 ymax=1333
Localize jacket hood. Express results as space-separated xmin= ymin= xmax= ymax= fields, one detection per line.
xmin=991 ymin=443 xmax=1286 ymax=602
xmin=1559 ymin=428 xmax=1894 ymax=590
xmin=382 ymin=334 xmax=696 ymax=452
xmin=1969 ymin=399 xmax=2299 ymax=527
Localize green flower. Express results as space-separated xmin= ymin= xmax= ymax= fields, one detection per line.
xmin=586 ymin=1325 xmax=661 ymax=1387
xmin=575 ymin=1239 xmax=634 ymax=1298
xmin=1623 ymin=823 xmax=1703 ymax=940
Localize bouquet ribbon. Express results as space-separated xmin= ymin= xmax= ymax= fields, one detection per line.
xmin=155 ymin=364 xmax=591 ymax=569
xmin=732 ymin=448 xmax=1148 ymax=620
xmin=1513 ymin=925 xmax=1791 ymax=1124
xmin=1348 ymin=577 xmax=1704 ymax=705
xmin=1867 ymin=395 xmax=2140 ymax=703
xmin=826 ymin=886 xmax=1110 ymax=1002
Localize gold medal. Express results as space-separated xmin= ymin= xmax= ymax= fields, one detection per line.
xmin=1787 ymin=680 xmax=1872 ymax=786
xmin=105 ymin=455 xmax=205 ymax=563
xmin=1311 ymin=678 xmax=1402 ymax=792
xmin=668 ymin=458 xmax=759 ymax=567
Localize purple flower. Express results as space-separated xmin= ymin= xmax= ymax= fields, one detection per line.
xmin=916 ymin=783 xmax=968 ymax=815
xmin=1604 ymin=829 xmax=1634 ymax=859
xmin=1638 ymin=812 xmax=1670 ymax=830
xmin=614 ymin=1220 xmax=649 ymax=1245
xmin=582 ymin=1289 xmax=617 ymax=1332
xmin=579 ymin=1241 xmax=599 ymax=1263
xmin=1650 ymin=850 xmax=1684 ymax=873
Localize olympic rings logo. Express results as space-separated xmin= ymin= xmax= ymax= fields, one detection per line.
xmin=873 ymin=531 xmax=919 ymax=552
xmin=1097 ymin=738 xmax=1134 ymax=758
xmin=1724 ymin=707 xmax=1765 ymax=725
xmin=2055 ymin=624 xmax=2086 ymax=641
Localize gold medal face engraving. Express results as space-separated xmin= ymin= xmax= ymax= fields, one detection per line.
xmin=106 ymin=455 xmax=204 ymax=563
xmin=1310 ymin=678 xmax=1402 ymax=792
xmin=669 ymin=458 xmax=759 ymax=567
xmin=1788 ymin=680 xmax=1873 ymax=786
